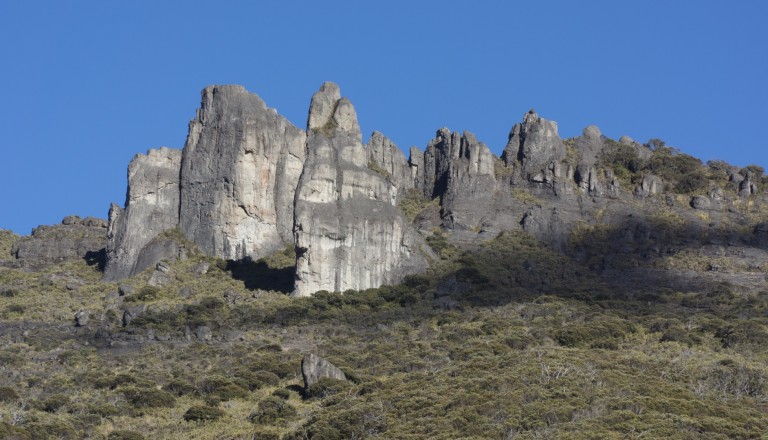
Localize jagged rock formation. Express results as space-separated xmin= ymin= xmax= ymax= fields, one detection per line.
xmin=412 ymin=129 xmax=498 ymax=230
xmin=103 ymin=148 xmax=182 ymax=280
xmin=179 ymin=85 xmax=307 ymax=260
xmin=13 ymin=216 xmax=107 ymax=264
xmin=95 ymin=80 xmax=767 ymax=299
xmin=293 ymin=83 xmax=429 ymax=297
xmin=301 ymin=353 xmax=347 ymax=389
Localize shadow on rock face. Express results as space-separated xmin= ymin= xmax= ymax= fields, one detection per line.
xmin=226 ymin=258 xmax=295 ymax=294
xmin=83 ymin=248 xmax=106 ymax=271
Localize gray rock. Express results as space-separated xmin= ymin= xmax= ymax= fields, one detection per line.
xmin=62 ymin=215 xmax=81 ymax=225
xmin=74 ymin=310 xmax=89 ymax=327
xmin=293 ymin=83 xmax=430 ymax=297
xmin=118 ymin=284 xmax=135 ymax=296
xmin=511 ymin=109 xmax=566 ymax=181
xmin=417 ymin=128 xmax=498 ymax=230
xmin=189 ymin=262 xmax=210 ymax=275
xmin=82 ymin=217 xmax=108 ymax=228
xmin=179 ymin=84 xmax=307 ymax=261
xmin=12 ymin=222 xmax=107 ymax=263
xmin=739 ymin=175 xmax=758 ymax=196
xmin=691 ymin=195 xmax=714 ymax=210
xmin=635 ymin=174 xmax=663 ymax=197
xmin=195 ymin=326 xmax=212 ymax=341
xmin=122 ymin=304 xmax=146 ymax=327
xmin=103 ymin=147 xmax=182 ymax=280
xmin=367 ymin=131 xmax=413 ymax=201
xmin=301 ymin=353 xmax=347 ymax=389
xmin=434 ymin=296 xmax=460 ymax=311
xmin=147 ymin=266 xmax=172 ymax=287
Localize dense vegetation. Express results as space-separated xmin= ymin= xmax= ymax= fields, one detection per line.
xmin=1 ymin=223 xmax=767 ymax=439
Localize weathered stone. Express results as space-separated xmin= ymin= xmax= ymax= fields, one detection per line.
xmin=62 ymin=215 xmax=81 ymax=225
xmin=104 ymin=147 xmax=182 ymax=280
xmin=195 ymin=326 xmax=212 ymax=341
xmin=74 ymin=310 xmax=89 ymax=327
xmin=512 ymin=109 xmax=566 ymax=180
xmin=118 ymin=284 xmax=135 ymax=297
xmin=189 ymin=262 xmax=210 ymax=275
xmin=367 ymin=131 xmax=413 ymax=201
xmin=13 ymin=221 xmax=107 ymax=263
xmin=301 ymin=353 xmax=347 ymax=389
xmin=122 ymin=305 xmax=146 ymax=327
xmin=179 ymin=85 xmax=307 ymax=261
xmin=635 ymin=174 xmax=663 ymax=197
xmin=147 ymin=264 xmax=173 ymax=287
xmin=691 ymin=195 xmax=714 ymax=210
xmin=293 ymin=83 xmax=430 ymax=297
xmin=418 ymin=129 xmax=497 ymax=229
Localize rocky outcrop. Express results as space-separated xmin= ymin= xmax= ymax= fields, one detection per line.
xmin=367 ymin=131 xmax=413 ymax=201
xmin=506 ymin=109 xmax=566 ymax=181
xmin=179 ymin=85 xmax=307 ymax=261
xmin=103 ymin=147 xmax=182 ymax=280
xmin=635 ymin=174 xmax=663 ymax=197
xmin=301 ymin=353 xmax=347 ymax=389
xmin=292 ymin=82 xmax=429 ymax=297
xmin=415 ymin=129 xmax=497 ymax=229
xmin=13 ymin=216 xmax=107 ymax=263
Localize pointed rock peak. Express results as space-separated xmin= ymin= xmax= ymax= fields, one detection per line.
xmin=523 ymin=108 xmax=539 ymax=124
xmin=332 ymin=97 xmax=361 ymax=140
xmin=307 ymin=81 xmax=342 ymax=131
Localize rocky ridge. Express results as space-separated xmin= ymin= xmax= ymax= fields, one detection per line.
xmin=14 ymin=81 xmax=767 ymax=299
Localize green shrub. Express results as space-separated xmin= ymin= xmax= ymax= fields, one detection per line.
xmin=122 ymin=387 xmax=176 ymax=408
xmin=272 ymin=388 xmax=291 ymax=400
xmin=248 ymin=396 xmax=297 ymax=425
xmin=0 ymin=386 xmax=19 ymax=402
xmin=236 ymin=370 xmax=280 ymax=391
xmin=107 ymin=431 xmax=146 ymax=440
xmin=0 ymin=421 xmax=30 ymax=440
xmin=305 ymin=378 xmax=353 ymax=399
xmin=197 ymin=375 xmax=249 ymax=400
xmin=183 ymin=405 xmax=226 ymax=422
xmin=165 ymin=378 xmax=195 ymax=396
xmin=40 ymin=393 xmax=71 ymax=413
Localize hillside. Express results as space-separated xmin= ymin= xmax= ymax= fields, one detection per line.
xmin=0 ymin=82 xmax=767 ymax=439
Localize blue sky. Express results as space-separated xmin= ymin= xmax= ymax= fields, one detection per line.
xmin=1 ymin=1 xmax=766 ymax=234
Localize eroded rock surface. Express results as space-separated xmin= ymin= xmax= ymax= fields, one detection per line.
xmin=13 ymin=216 xmax=107 ymax=264
xmin=103 ymin=147 xmax=182 ymax=280
xmin=293 ymin=83 xmax=429 ymax=297
xmin=179 ymin=85 xmax=307 ymax=260
xmin=301 ymin=353 xmax=347 ymax=389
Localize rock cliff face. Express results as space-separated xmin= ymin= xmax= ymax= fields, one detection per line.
xmin=103 ymin=147 xmax=182 ymax=280
xmin=366 ymin=131 xmax=413 ymax=201
xmin=292 ymin=83 xmax=429 ymax=297
xmin=179 ymin=85 xmax=306 ymax=260
xmin=413 ymin=129 xmax=497 ymax=230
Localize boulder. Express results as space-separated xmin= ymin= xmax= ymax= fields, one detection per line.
xmin=301 ymin=353 xmax=347 ymax=390
xmin=635 ymin=174 xmax=663 ymax=197
xmin=74 ymin=310 xmax=89 ymax=327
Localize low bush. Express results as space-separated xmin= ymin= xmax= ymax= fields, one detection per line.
xmin=107 ymin=431 xmax=146 ymax=440
xmin=121 ymin=387 xmax=176 ymax=408
xmin=183 ymin=405 xmax=226 ymax=422
xmin=0 ymin=386 xmax=19 ymax=402
xmin=248 ymin=396 xmax=297 ymax=425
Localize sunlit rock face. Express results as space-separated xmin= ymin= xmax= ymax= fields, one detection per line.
xmin=292 ymin=82 xmax=429 ymax=297
xmin=104 ymin=147 xmax=182 ymax=280
xmin=179 ymin=85 xmax=306 ymax=261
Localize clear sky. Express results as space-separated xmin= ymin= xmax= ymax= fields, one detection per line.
xmin=1 ymin=1 xmax=766 ymax=235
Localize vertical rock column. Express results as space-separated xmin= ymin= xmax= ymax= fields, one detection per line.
xmin=292 ymin=82 xmax=429 ymax=297
xmin=103 ymin=147 xmax=182 ymax=280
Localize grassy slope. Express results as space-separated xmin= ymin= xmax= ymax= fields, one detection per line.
xmin=0 ymin=231 xmax=766 ymax=439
